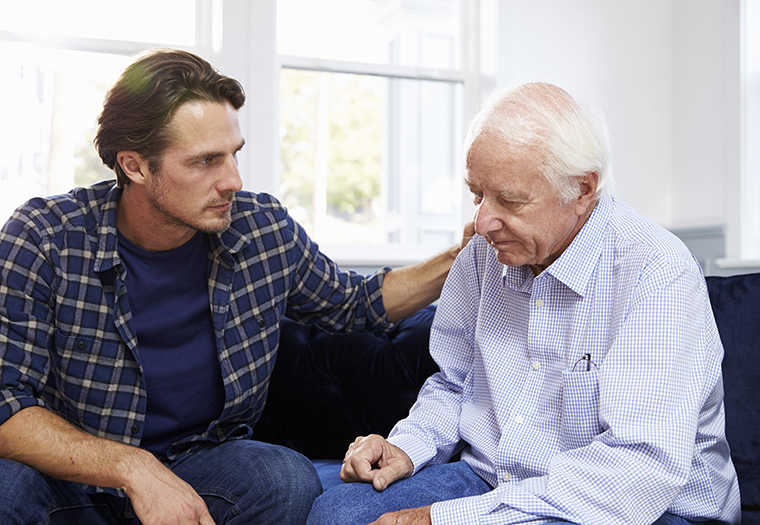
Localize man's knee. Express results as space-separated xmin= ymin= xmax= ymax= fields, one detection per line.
xmin=307 ymin=482 xmax=381 ymax=525
xmin=187 ymin=441 xmax=322 ymax=523
xmin=258 ymin=445 xmax=322 ymax=501
xmin=232 ymin=444 xmax=321 ymax=523
xmin=0 ymin=459 xmax=84 ymax=523
xmin=0 ymin=459 xmax=55 ymax=504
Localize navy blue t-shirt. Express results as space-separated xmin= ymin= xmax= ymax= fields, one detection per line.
xmin=117 ymin=230 xmax=225 ymax=455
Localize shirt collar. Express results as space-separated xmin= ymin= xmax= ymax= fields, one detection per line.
xmin=500 ymin=194 xmax=613 ymax=297
xmin=216 ymin=200 xmax=252 ymax=255
xmin=92 ymin=184 xmax=251 ymax=273
xmin=544 ymin=193 xmax=612 ymax=296
xmin=93 ymin=183 xmax=123 ymax=274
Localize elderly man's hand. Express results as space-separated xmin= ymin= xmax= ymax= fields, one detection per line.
xmin=340 ymin=434 xmax=413 ymax=491
xmin=370 ymin=506 xmax=432 ymax=525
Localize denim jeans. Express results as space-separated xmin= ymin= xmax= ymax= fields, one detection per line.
xmin=0 ymin=439 xmax=322 ymax=525
xmin=307 ymin=460 xmax=724 ymax=525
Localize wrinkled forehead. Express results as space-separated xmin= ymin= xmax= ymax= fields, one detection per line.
xmin=465 ymin=126 xmax=547 ymax=174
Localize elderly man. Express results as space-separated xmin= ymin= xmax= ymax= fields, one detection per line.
xmin=307 ymin=82 xmax=741 ymax=525
xmin=0 ymin=49 xmax=471 ymax=525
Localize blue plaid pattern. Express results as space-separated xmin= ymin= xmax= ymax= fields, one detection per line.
xmin=0 ymin=180 xmax=390 ymax=462
xmin=389 ymin=196 xmax=740 ymax=524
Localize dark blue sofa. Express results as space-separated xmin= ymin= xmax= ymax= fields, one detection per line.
xmin=254 ymin=272 xmax=760 ymax=523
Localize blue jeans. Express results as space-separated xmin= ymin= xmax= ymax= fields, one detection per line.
xmin=0 ymin=439 xmax=322 ymax=525
xmin=307 ymin=461 xmax=723 ymax=525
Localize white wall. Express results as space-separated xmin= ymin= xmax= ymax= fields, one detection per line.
xmin=496 ymin=0 xmax=743 ymax=257
xmin=672 ymin=0 xmax=742 ymax=258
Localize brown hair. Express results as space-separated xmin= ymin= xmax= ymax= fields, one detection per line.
xmin=94 ymin=48 xmax=246 ymax=187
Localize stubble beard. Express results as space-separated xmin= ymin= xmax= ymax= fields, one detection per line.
xmin=149 ymin=173 xmax=234 ymax=235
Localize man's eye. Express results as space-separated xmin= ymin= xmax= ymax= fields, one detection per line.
xmin=471 ymin=192 xmax=483 ymax=204
xmin=501 ymin=200 xmax=526 ymax=211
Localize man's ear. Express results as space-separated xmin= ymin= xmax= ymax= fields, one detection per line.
xmin=575 ymin=171 xmax=599 ymax=215
xmin=116 ymin=151 xmax=150 ymax=185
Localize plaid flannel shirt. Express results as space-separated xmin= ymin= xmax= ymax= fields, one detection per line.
xmin=0 ymin=180 xmax=390 ymax=462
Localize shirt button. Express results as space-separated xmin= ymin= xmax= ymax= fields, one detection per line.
xmin=503 ymin=472 xmax=511 ymax=482
xmin=130 ymin=425 xmax=140 ymax=435
xmin=535 ymin=298 xmax=545 ymax=307
xmin=514 ymin=415 xmax=524 ymax=424
xmin=532 ymin=360 xmax=541 ymax=370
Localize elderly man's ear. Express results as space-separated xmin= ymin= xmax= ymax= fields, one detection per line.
xmin=575 ymin=171 xmax=599 ymax=215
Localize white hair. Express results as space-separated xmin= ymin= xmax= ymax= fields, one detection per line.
xmin=464 ymin=82 xmax=613 ymax=203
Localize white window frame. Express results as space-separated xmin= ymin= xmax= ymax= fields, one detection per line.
xmin=741 ymin=0 xmax=760 ymax=260
xmin=1 ymin=0 xmax=496 ymax=268
xmin=225 ymin=0 xmax=496 ymax=267
xmin=0 ymin=0 xmax=222 ymax=222
xmin=0 ymin=1 xmax=220 ymax=62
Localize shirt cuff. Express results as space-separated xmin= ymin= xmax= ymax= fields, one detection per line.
xmin=431 ymin=492 xmax=495 ymax=525
xmin=386 ymin=433 xmax=435 ymax=474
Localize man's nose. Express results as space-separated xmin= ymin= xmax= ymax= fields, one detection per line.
xmin=474 ymin=199 xmax=499 ymax=237
xmin=220 ymin=156 xmax=243 ymax=194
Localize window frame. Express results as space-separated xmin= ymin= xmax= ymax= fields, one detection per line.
xmin=232 ymin=0 xmax=495 ymax=267
xmin=1 ymin=0 xmax=495 ymax=267
xmin=741 ymin=0 xmax=760 ymax=260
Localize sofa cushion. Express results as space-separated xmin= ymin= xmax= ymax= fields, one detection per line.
xmin=706 ymin=273 xmax=760 ymax=512
xmin=253 ymin=306 xmax=439 ymax=459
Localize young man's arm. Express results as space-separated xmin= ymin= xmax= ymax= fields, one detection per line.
xmin=381 ymin=222 xmax=474 ymax=323
xmin=0 ymin=407 xmax=216 ymax=525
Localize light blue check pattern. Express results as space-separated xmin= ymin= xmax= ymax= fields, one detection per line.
xmin=0 ymin=180 xmax=390 ymax=469
xmin=389 ymin=195 xmax=740 ymax=525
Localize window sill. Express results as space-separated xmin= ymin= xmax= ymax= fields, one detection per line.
xmin=320 ymin=243 xmax=450 ymax=269
xmin=714 ymin=259 xmax=760 ymax=270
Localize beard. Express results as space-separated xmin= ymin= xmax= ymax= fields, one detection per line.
xmin=148 ymin=171 xmax=235 ymax=235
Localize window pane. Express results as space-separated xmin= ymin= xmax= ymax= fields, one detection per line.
xmin=279 ymin=68 xmax=463 ymax=246
xmin=0 ymin=0 xmax=195 ymax=45
xmin=277 ymin=0 xmax=460 ymax=69
xmin=0 ymin=44 xmax=127 ymax=223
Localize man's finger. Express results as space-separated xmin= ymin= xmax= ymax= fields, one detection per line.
xmin=371 ymin=461 xmax=409 ymax=491
xmin=341 ymin=454 xmax=374 ymax=483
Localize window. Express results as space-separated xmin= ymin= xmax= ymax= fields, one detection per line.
xmin=1 ymin=0 xmax=493 ymax=265
xmin=0 ymin=46 xmax=127 ymax=221
xmin=0 ymin=0 xmax=196 ymax=44
xmin=276 ymin=0 xmax=492 ymax=263
xmin=0 ymin=0 xmax=215 ymax=224
xmin=278 ymin=69 xmax=464 ymax=247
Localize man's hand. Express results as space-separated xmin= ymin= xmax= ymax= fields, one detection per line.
xmin=457 ymin=221 xmax=476 ymax=253
xmin=340 ymin=434 xmax=413 ymax=491
xmin=381 ymin=220 xmax=476 ymax=322
xmin=122 ymin=453 xmax=216 ymax=525
xmin=370 ymin=506 xmax=432 ymax=525
xmin=0 ymin=408 xmax=216 ymax=525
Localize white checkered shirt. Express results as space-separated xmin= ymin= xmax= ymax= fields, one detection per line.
xmin=389 ymin=195 xmax=741 ymax=525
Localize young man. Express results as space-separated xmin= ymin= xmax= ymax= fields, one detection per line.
xmin=0 ymin=49 xmax=471 ymax=525
xmin=308 ymin=82 xmax=741 ymax=525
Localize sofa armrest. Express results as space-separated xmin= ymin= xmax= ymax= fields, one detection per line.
xmin=707 ymin=273 xmax=760 ymax=514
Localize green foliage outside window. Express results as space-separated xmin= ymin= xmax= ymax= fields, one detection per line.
xmin=279 ymin=68 xmax=383 ymax=233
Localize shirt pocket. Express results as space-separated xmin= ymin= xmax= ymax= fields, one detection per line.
xmin=559 ymin=368 xmax=603 ymax=450
xmin=52 ymin=330 xmax=135 ymax=425
xmin=221 ymin=306 xmax=280 ymax=410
